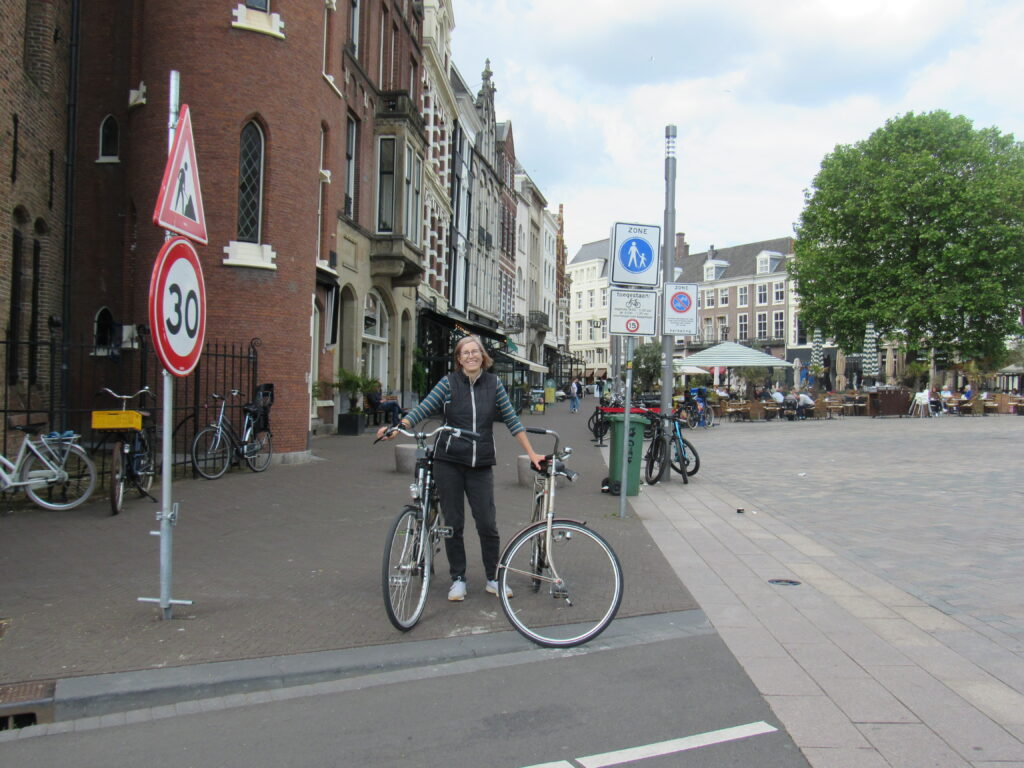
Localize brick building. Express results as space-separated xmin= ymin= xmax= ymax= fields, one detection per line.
xmin=2 ymin=0 xmax=73 ymax=437
xmin=72 ymin=1 xmax=426 ymax=457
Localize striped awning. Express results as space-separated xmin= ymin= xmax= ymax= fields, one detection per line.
xmin=678 ymin=341 xmax=792 ymax=368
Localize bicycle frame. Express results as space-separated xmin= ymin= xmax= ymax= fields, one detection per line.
xmin=0 ymin=432 xmax=72 ymax=492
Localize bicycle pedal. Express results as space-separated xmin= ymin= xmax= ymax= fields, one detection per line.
xmin=436 ymin=526 xmax=454 ymax=538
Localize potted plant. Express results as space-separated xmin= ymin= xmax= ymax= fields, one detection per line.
xmin=336 ymin=368 xmax=366 ymax=435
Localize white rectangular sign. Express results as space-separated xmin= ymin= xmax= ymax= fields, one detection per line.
xmin=610 ymin=222 xmax=661 ymax=287
xmin=662 ymin=282 xmax=699 ymax=335
xmin=609 ymin=289 xmax=658 ymax=336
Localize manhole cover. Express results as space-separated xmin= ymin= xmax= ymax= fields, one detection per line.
xmin=768 ymin=579 xmax=801 ymax=586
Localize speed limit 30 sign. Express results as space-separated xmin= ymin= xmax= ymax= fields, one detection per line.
xmin=149 ymin=237 xmax=207 ymax=376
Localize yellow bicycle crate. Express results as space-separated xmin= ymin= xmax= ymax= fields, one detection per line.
xmin=91 ymin=410 xmax=143 ymax=431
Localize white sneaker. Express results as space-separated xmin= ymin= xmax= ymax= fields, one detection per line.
xmin=485 ymin=580 xmax=513 ymax=598
xmin=448 ymin=580 xmax=467 ymax=601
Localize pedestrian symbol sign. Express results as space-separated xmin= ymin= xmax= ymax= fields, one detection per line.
xmin=610 ymin=222 xmax=660 ymax=287
xmin=153 ymin=104 xmax=208 ymax=244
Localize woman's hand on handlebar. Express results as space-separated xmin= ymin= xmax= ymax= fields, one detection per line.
xmin=376 ymin=422 xmax=405 ymax=441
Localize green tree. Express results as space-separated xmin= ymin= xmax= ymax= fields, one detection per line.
xmin=632 ymin=342 xmax=663 ymax=393
xmin=791 ymin=110 xmax=1024 ymax=364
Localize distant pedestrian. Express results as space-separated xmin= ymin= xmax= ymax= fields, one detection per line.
xmin=569 ymin=377 xmax=581 ymax=413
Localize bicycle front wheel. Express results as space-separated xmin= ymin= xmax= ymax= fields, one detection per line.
xmin=670 ymin=436 xmax=700 ymax=477
xmin=382 ymin=506 xmax=432 ymax=631
xmin=644 ymin=435 xmax=667 ymax=485
xmin=192 ymin=427 xmax=231 ymax=479
xmin=685 ymin=406 xmax=698 ymax=430
xmin=498 ymin=521 xmax=623 ymax=648
xmin=244 ymin=430 xmax=273 ymax=472
xmin=703 ymin=406 xmax=716 ymax=428
xmin=109 ymin=441 xmax=126 ymax=515
xmin=24 ymin=444 xmax=96 ymax=511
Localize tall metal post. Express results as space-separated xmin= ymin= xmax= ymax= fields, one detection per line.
xmin=659 ymin=126 xmax=678 ymax=428
xmin=139 ymin=70 xmax=191 ymax=619
xmin=618 ymin=336 xmax=635 ymax=519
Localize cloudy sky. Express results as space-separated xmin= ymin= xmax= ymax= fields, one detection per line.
xmin=450 ymin=0 xmax=1024 ymax=261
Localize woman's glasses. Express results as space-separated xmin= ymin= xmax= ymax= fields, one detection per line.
xmin=459 ymin=349 xmax=482 ymax=359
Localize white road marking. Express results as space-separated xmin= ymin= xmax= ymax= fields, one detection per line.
xmin=520 ymin=722 xmax=779 ymax=768
xmin=575 ymin=721 xmax=778 ymax=768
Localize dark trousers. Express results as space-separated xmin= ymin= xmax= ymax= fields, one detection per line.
xmin=433 ymin=459 xmax=499 ymax=582
xmin=378 ymin=401 xmax=402 ymax=426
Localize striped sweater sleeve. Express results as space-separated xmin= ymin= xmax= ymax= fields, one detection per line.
xmin=403 ymin=376 xmax=450 ymax=428
xmin=496 ymin=381 xmax=525 ymax=436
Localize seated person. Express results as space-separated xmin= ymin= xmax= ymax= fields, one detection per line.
xmin=929 ymin=388 xmax=944 ymax=415
xmin=782 ymin=390 xmax=799 ymax=420
xmin=963 ymin=382 xmax=974 ymax=400
xmin=365 ymin=383 xmax=403 ymax=427
xmin=771 ymin=388 xmax=785 ymax=405
xmin=796 ymin=390 xmax=816 ymax=419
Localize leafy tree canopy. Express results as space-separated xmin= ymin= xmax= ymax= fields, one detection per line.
xmin=632 ymin=342 xmax=663 ymax=392
xmin=791 ymin=110 xmax=1024 ymax=364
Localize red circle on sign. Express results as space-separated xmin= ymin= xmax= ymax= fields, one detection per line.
xmin=625 ymin=318 xmax=640 ymax=332
xmin=148 ymin=237 xmax=207 ymax=377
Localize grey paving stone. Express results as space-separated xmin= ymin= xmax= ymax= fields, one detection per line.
xmin=858 ymin=723 xmax=970 ymax=767
xmin=764 ymin=694 xmax=870 ymax=748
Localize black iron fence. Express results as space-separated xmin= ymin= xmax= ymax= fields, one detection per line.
xmin=2 ymin=329 xmax=260 ymax=488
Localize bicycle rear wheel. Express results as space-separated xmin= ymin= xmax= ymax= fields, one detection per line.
xmin=498 ymin=520 xmax=623 ymax=648
xmin=685 ymin=406 xmax=698 ymax=430
xmin=134 ymin=429 xmax=156 ymax=494
xmin=244 ymin=430 xmax=273 ymax=472
xmin=109 ymin=440 xmax=126 ymax=515
xmin=644 ymin=434 xmax=667 ymax=485
xmin=24 ymin=444 xmax=96 ymax=511
xmin=382 ymin=505 xmax=432 ymax=631
xmin=670 ymin=436 xmax=700 ymax=477
xmin=191 ymin=426 xmax=231 ymax=479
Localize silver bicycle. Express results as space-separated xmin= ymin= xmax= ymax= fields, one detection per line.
xmin=497 ymin=427 xmax=624 ymax=647
xmin=0 ymin=424 xmax=96 ymax=510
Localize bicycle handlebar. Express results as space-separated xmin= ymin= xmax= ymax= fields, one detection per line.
xmin=98 ymin=386 xmax=153 ymax=401
xmin=373 ymin=423 xmax=480 ymax=445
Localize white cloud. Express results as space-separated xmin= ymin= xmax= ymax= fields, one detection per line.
xmin=451 ymin=0 xmax=1024 ymax=258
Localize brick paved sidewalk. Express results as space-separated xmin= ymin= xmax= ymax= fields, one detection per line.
xmin=0 ymin=399 xmax=694 ymax=685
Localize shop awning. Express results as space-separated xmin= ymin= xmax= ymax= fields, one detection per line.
xmin=498 ymin=350 xmax=548 ymax=374
xmin=594 ymin=368 xmax=608 ymax=378
xmin=583 ymin=368 xmax=595 ymax=378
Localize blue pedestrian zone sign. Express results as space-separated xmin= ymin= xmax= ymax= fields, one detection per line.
xmin=610 ymin=222 xmax=661 ymax=287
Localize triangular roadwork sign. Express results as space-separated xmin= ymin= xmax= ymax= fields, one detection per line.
xmin=153 ymin=104 xmax=208 ymax=244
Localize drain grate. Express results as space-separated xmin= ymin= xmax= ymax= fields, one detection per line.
xmin=768 ymin=578 xmax=802 ymax=587
xmin=0 ymin=680 xmax=56 ymax=730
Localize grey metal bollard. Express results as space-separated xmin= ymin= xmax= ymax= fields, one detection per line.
xmin=395 ymin=444 xmax=417 ymax=474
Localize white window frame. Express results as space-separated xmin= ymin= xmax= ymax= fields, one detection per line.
xmin=756 ymin=312 xmax=768 ymax=340
xmin=737 ymin=313 xmax=748 ymax=341
xmin=756 ymin=284 xmax=768 ymax=306
xmin=737 ymin=285 xmax=748 ymax=307
xmin=773 ymin=281 xmax=785 ymax=304
xmin=718 ymin=288 xmax=729 ymax=307
xmin=773 ymin=310 xmax=785 ymax=339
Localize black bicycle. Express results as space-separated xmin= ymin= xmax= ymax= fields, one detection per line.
xmin=639 ymin=407 xmax=700 ymax=485
xmin=191 ymin=389 xmax=273 ymax=479
xmin=377 ymin=424 xmax=477 ymax=631
xmin=93 ymin=386 xmax=158 ymax=515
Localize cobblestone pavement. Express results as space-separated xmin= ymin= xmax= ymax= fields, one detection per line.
xmin=631 ymin=411 xmax=1024 ymax=766
xmin=0 ymin=400 xmax=692 ymax=683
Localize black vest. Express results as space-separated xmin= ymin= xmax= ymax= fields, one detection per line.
xmin=435 ymin=370 xmax=498 ymax=467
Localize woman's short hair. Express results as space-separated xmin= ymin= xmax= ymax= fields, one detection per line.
xmin=453 ymin=334 xmax=493 ymax=372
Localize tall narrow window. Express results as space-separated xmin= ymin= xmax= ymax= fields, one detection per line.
xmin=7 ymin=229 xmax=23 ymax=384
xmin=99 ymin=115 xmax=119 ymax=160
xmin=29 ymin=236 xmax=41 ymax=384
xmin=316 ymin=127 xmax=327 ymax=261
xmin=237 ymin=121 xmax=265 ymax=243
xmin=378 ymin=9 xmax=387 ymax=84
xmin=349 ymin=0 xmax=360 ymax=57
xmin=345 ymin=115 xmax=357 ymax=218
xmin=11 ymin=114 xmax=19 ymax=182
xmin=377 ymin=137 xmax=395 ymax=232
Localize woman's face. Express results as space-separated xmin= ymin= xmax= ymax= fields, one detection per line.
xmin=458 ymin=342 xmax=484 ymax=375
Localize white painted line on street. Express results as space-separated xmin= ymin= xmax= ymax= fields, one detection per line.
xmin=576 ymin=721 xmax=779 ymax=768
xmin=519 ymin=762 xmax=575 ymax=768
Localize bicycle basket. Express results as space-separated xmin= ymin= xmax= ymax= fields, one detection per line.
xmin=92 ymin=410 xmax=143 ymax=431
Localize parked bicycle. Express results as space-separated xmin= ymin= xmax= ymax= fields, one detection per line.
xmin=496 ymin=427 xmax=623 ymax=647
xmin=680 ymin=388 xmax=715 ymax=429
xmin=1 ymin=424 xmax=96 ymax=510
xmin=93 ymin=386 xmax=157 ymax=515
xmin=378 ymin=423 xmax=476 ymax=631
xmin=191 ymin=388 xmax=273 ymax=479
xmin=638 ymin=407 xmax=700 ymax=485
xmin=587 ymin=391 xmax=624 ymax=441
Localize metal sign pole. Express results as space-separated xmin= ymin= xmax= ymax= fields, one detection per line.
xmin=139 ymin=70 xmax=192 ymax=619
xmin=618 ymin=336 xmax=635 ymax=519
xmin=659 ymin=126 xmax=678 ymax=460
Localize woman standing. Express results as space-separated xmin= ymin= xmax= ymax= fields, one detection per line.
xmin=377 ymin=335 xmax=543 ymax=601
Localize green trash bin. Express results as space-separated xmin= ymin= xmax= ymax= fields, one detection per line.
xmin=608 ymin=413 xmax=648 ymax=497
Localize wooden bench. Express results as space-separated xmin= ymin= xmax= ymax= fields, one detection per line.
xmin=722 ymin=401 xmax=751 ymax=422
